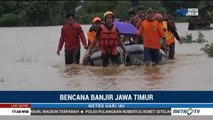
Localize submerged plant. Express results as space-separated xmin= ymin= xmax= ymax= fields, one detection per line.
xmin=15 ymin=55 xmax=38 ymax=63
xmin=201 ymin=43 xmax=213 ymax=57
xmin=0 ymin=77 xmax=4 ymax=82
xmin=181 ymin=31 xmax=207 ymax=43
xmin=196 ymin=31 xmax=208 ymax=43
xmin=181 ymin=33 xmax=193 ymax=43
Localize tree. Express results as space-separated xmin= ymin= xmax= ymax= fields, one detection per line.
xmin=63 ymin=1 xmax=81 ymax=14
xmin=76 ymin=1 xmax=118 ymax=24
xmin=0 ymin=13 xmax=20 ymax=26
xmin=1 ymin=1 xmax=207 ymax=26
xmin=0 ymin=1 xmax=17 ymax=16
xmin=130 ymin=0 xmax=139 ymax=7
xmin=21 ymin=1 xmax=65 ymax=26
xmin=113 ymin=1 xmax=132 ymax=20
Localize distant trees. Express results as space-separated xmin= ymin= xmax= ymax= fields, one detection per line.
xmin=0 ymin=1 xmax=65 ymax=26
xmin=19 ymin=1 xmax=65 ymax=26
xmin=0 ymin=1 xmax=211 ymax=26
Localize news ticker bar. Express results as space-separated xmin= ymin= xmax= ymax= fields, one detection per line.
xmin=31 ymin=108 xmax=171 ymax=115
xmin=1 ymin=104 xmax=213 ymax=116
xmin=0 ymin=108 xmax=170 ymax=116
xmin=2 ymin=108 xmax=213 ymax=116
xmin=1 ymin=91 xmax=213 ymax=103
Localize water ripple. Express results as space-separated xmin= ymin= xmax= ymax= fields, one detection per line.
xmin=0 ymin=77 xmax=4 ymax=82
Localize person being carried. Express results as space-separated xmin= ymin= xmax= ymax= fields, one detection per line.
xmin=57 ymin=14 xmax=88 ymax=65
xmin=88 ymin=11 xmax=127 ymax=67
xmin=87 ymin=17 xmax=102 ymax=52
xmin=83 ymin=17 xmax=102 ymax=65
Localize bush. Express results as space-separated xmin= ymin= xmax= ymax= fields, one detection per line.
xmin=181 ymin=33 xmax=193 ymax=43
xmin=181 ymin=31 xmax=207 ymax=43
xmin=0 ymin=13 xmax=20 ymax=26
xmin=196 ymin=31 xmax=208 ymax=43
xmin=201 ymin=43 xmax=213 ymax=57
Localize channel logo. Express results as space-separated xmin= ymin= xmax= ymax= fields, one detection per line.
xmin=171 ymin=108 xmax=201 ymax=116
xmin=186 ymin=108 xmax=194 ymax=115
xmin=175 ymin=8 xmax=199 ymax=16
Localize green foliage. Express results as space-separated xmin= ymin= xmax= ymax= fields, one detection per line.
xmin=0 ymin=13 xmax=20 ymax=26
xmin=196 ymin=31 xmax=208 ymax=43
xmin=63 ymin=1 xmax=81 ymax=13
xmin=76 ymin=1 xmax=128 ymax=23
xmin=139 ymin=1 xmax=166 ymax=12
xmin=82 ymin=1 xmax=117 ymax=14
xmin=21 ymin=1 xmax=65 ymax=26
xmin=113 ymin=1 xmax=132 ymax=20
xmin=161 ymin=1 xmax=183 ymax=12
xmin=181 ymin=33 xmax=193 ymax=43
xmin=77 ymin=12 xmax=104 ymax=24
xmin=0 ymin=1 xmax=211 ymax=26
xmin=201 ymin=43 xmax=213 ymax=57
xmin=181 ymin=31 xmax=207 ymax=43
xmin=0 ymin=1 xmax=17 ymax=15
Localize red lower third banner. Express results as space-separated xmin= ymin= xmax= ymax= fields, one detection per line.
xmin=0 ymin=104 xmax=31 ymax=116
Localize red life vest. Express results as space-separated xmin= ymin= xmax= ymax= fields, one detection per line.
xmin=98 ymin=25 xmax=119 ymax=47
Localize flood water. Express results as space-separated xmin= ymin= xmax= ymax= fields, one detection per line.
xmin=0 ymin=23 xmax=213 ymax=119
xmin=0 ymin=23 xmax=213 ymax=90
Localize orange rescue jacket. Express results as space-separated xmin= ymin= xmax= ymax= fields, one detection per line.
xmin=87 ymin=29 xmax=97 ymax=48
xmin=138 ymin=20 xmax=165 ymax=49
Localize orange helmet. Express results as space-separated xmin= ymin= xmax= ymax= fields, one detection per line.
xmin=92 ymin=17 xmax=101 ymax=23
xmin=104 ymin=11 xmax=114 ymax=18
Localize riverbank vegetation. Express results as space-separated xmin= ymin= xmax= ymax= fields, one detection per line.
xmin=0 ymin=1 xmax=212 ymax=26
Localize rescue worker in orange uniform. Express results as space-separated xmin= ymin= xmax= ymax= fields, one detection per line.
xmin=154 ymin=13 xmax=182 ymax=60
xmin=88 ymin=11 xmax=127 ymax=67
xmin=137 ymin=8 xmax=166 ymax=66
